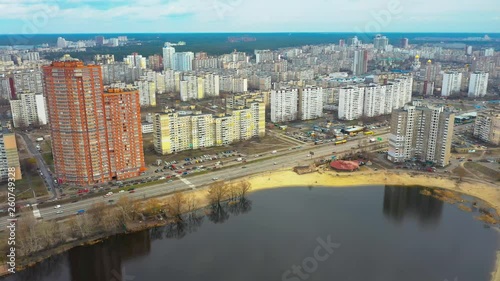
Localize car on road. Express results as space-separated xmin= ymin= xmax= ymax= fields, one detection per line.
xmin=108 ymin=200 xmax=115 ymax=203
xmin=242 ymin=166 xmax=247 ymax=169
xmin=54 ymin=205 xmax=61 ymax=209
xmin=119 ymin=190 xmax=125 ymax=193
xmin=56 ymin=210 xmax=64 ymax=214
xmin=212 ymin=177 xmax=218 ymax=181
xmin=129 ymin=190 xmax=136 ymax=193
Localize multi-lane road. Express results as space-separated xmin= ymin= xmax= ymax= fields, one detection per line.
xmin=3 ymin=132 xmax=389 ymax=228
xmin=18 ymin=132 xmax=58 ymax=199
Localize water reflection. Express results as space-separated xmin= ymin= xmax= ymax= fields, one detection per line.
xmin=5 ymin=188 xmax=496 ymax=281
xmin=68 ymin=231 xmax=150 ymax=281
xmin=383 ymin=186 xmax=443 ymax=225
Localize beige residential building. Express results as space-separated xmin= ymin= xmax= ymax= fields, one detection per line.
xmin=474 ymin=112 xmax=500 ymax=145
xmin=0 ymin=126 xmax=22 ymax=182
xmin=388 ymin=103 xmax=454 ymax=167
xmin=154 ymin=102 xmax=265 ymax=154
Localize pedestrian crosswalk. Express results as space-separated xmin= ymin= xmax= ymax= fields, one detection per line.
xmin=178 ymin=176 xmax=196 ymax=189
xmin=32 ymin=204 xmax=41 ymax=218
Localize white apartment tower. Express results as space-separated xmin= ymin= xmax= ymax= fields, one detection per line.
xmin=468 ymin=71 xmax=489 ymax=97
xmin=173 ymin=52 xmax=194 ymax=72
xmin=441 ymin=71 xmax=462 ymax=97
xmin=473 ymin=112 xmax=500 ymax=145
xmin=162 ymin=43 xmax=176 ymax=70
xmin=270 ymin=88 xmax=299 ymax=122
xmin=338 ymin=87 xmax=364 ymax=121
xmin=134 ymin=79 xmax=156 ymax=107
xmin=299 ymin=87 xmax=324 ymax=120
xmin=363 ymin=85 xmax=386 ymax=118
xmin=10 ymin=93 xmax=45 ymax=127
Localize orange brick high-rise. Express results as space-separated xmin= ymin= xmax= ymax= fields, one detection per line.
xmin=43 ymin=55 xmax=145 ymax=185
xmin=103 ymin=88 xmax=145 ymax=180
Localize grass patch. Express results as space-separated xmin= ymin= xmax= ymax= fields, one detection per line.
xmin=15 ymin=176 xmax=48 ymax=200
xmin=464 ymin=162 xmax=500 ymax=181
xmin=42 ymin=152 xmax=54 ymax=166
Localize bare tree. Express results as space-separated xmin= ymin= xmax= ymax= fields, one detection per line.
xmin=88 ymin=202 xmax=107 ymax=231
xmin=236 ymin=180 xmax=252 ymax=199
xmin=207 ymin=180 xmax=229 ymax=207
xmin=144 ymin=198 xmax=163 ymax=216
xmin=166 ymin=192 xmax=186 ymax=222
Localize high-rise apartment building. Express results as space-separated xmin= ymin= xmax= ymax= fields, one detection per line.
xmin=255 ymin=50 xmax=274 ymax=63
xmin=338 ymin=75 xmax=413 ymax=120
xmin=43 ymin=55 xmax=144 ymax=185
xmin=220 ymin=76 xmax=248 ymax=93
xmin=162 ymin=43 xmax=176 ymax=70
xmin=473 ymin=111 xmax=500 ymax=145
xmin=179 ymin=74 xmax=199 ymax=101
xmin=270 ymin=88 xmax=298 ymax=122
xmin=441 ymin=71 xmax=462 ymax=97
xmin=57 ymin=37 xmax=67 ymax=48
xmin=352 ymin=49 xmax=368 ymax=76
xmin=173 ymin=52 xmax=194 ymax=71
xmin=0 ymin=125 xmax=22 ymax=182
xmin=154 ymin=102 xmax=265 ymax=154
xmin=388 ymin=103 xmax=454 ymax=167
xmin=124 ymin=53 xmax=146 ymax=69
xmin=400 ymin=38 xmax=409 ymax=49
xmin=43 ymin=56 xmax=110 ymax=184
xmin=299 ymin=86 xmax=323 ymax=120
xmin=338 ymin=86 xmax=364 ymax=120
xmin=147 ymin=54 xmax=163 ymax=71
xmin=10 ymin=92 xmax=47 ymax=127
xmin=468 ymin=71 xmax=489 ymax=97
xmin=103 ymin=88 xmax=145 ymax=180
xmin=101 ymin=62 xmax=143 ymax=84
xmin=373 ymin=34 xmax=389 ymax=50
xmin=347 ymin=36 xmax=360 ymax=47
xmin=15 ymin=70 xmax=44 ymax=94
xmin=94 ymin=54 xmax=115 ymax=65
xmin=134 ymin=79 xmax=156 ymax=106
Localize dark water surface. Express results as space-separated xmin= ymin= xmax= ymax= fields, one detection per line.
xmin=7 ymin=186 xmax=498 ymax=281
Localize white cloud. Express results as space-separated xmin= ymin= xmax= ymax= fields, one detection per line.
xmin=1 ymin=0 xmax=499 ymax=32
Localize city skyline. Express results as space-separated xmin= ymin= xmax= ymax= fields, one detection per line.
xmin=1 ymin=0 xmax=500 ymax=34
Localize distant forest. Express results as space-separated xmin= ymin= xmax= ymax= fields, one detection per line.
xmin=1 ymin=32 xmax=499 ymax=62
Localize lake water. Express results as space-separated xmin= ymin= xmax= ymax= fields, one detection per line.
xmin=7 ymin=186 xmax=498 ymax=281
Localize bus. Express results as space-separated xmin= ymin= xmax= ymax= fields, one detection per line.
xmin=334 ymin=140 xmax=347 ymax=145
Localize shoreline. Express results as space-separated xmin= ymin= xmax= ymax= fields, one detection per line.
xmin=8 ymin=169 xmax=500 ymax=280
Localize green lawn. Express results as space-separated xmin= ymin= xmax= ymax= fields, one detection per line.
xmin=42 ymin=152 xmax=54 ymax=166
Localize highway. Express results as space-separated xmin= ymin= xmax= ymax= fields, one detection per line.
xmin=3 ymin=132 xmax=389 ymax=228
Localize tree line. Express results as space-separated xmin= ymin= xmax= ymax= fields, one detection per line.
xmin=2 ymin=180 xmax=252 ymax=262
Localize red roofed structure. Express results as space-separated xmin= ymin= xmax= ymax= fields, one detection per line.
xmin=330 ymin=160 xmax=360 ymax=172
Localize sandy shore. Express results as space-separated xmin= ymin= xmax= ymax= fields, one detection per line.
xmin=242 ymin=169 xmax=500 ymax=212
xmin=163 ymin=168 xmax=500 ymax=280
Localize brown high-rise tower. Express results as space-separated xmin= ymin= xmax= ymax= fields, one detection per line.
xmin=43 ymin=55 xmax=144 ymax=185
xmin=103 ymin=88 xmax=145 ymax=180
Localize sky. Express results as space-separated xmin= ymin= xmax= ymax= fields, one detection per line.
xmin=0 ymin=0 xmax=499 ymax=34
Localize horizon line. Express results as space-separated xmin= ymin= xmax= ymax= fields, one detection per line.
xmin=1 ymin=31 xmax=499 ymax=36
